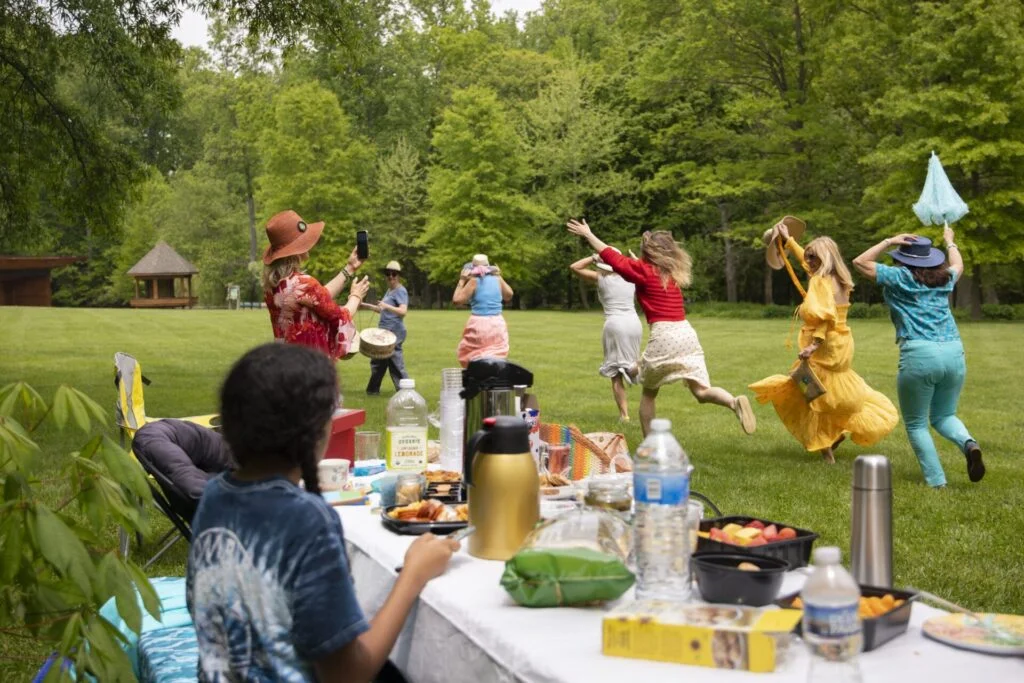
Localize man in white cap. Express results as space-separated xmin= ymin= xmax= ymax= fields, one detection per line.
xmin=362 ymin=260 xmax=409 ymax=394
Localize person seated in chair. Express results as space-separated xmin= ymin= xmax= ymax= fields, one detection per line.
xmin=131 ymin=419 xmax=233 ymax=521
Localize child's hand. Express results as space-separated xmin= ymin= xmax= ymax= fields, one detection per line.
xmin=403 ymin=533 xmax=459 ymax=584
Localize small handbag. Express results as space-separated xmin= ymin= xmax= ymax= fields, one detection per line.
xmin=790 ymin=360 xmax=827 ymax=402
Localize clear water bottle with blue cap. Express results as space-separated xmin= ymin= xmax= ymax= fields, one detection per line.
xmin=632 ymin=418 xmax=692 ymax=601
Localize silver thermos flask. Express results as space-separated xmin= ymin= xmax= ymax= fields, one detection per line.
xmin=850 ymin=455 xmax=892 ymax=587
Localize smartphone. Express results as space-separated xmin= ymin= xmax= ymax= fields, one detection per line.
xmin=356 ymin=230 xmax=369 ymax=260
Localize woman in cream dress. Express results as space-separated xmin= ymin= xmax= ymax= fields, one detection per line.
xmin=570 ymin=250 xmax=643 ymax=421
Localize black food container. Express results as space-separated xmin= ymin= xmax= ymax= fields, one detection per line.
xmin=691 ymin=552 xmax=790 ymax=607
xmin=776 ymin=584 xmax=917 ymax=651
xmin=698 ymin=515 xmax=819 ymax=568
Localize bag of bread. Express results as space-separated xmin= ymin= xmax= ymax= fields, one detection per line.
xmin=500 ymin=509 xmax=634 ymax=607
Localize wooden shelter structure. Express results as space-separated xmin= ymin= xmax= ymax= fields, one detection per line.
xmin=128 ymin=242 xmax=198 ymax=309
xmin=0 ymin=255 xmax=85 ymax=306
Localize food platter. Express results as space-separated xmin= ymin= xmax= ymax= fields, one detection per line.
xmin=381 ymin=500 xmax=469 ymax=536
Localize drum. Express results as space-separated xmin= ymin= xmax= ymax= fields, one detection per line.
xmin=359 ymin=327 xmax=397 ymax=360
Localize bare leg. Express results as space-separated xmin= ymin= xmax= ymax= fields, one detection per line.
xmin=640 ymin=387 xmax=659 ymax=436
xmin=686 ymin=380 xmax=756 ymax=434
xmin=821 ymin=447 xmax=836 ymax=464
xmin=611 ymin=375 xmax=629 ymax=421
xmin=686 ymin=380 xmax=735 ymax=408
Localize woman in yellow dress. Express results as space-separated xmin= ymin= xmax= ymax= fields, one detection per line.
xmin=749 ymin=222 xmax=898 ymax=463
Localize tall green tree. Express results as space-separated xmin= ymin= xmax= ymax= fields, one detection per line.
xmin=258 ymin=81 xmax=374 ymax=282
xmin=853 ymin=0 xmax=1024 ymax=317
xmin=372 ymin=137 xmax=429 ymax=298
xmin=420 ymin=86 xmax=550 ymax=291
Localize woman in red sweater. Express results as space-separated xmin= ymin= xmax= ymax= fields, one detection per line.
xmin=568 ymin=219 xmax=756 ymax=437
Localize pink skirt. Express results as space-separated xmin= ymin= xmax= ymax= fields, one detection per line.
xmin=458 ymin=314 xmax=509 ymax=367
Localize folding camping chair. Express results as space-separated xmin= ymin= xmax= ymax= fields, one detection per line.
xmin=113 ymin=352 xmax=219 ymax=567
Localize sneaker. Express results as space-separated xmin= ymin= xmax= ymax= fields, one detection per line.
xmin=932 ymin=484 xmax=947 ymax=490
xmin=964 ymin=440 xmax=985 ymax=483
xmin=733 ymin=395 xmax=756 ymax=435
xmin=366 ymin=390 xmax=381 ymax=396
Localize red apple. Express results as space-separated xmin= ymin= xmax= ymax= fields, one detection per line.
xmin=746 ymin=520 xmax=766 ymax=530
xmin=778 ymin=527 xmax=798 ymax=540
xmin=762 ymin=524 xmax=779 ymax=541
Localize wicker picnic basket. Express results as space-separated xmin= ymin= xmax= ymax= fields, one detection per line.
xmin=538 ymin=423 xmax=631 ymax=481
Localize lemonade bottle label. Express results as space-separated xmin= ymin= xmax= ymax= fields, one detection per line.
xmin=386 ymin=426 xmax=427 ymax=470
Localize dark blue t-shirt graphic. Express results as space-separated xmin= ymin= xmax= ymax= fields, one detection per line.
xmin=187 ymin=474 xmax=368 ymax=682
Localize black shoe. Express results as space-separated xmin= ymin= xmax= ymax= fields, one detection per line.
xmin=366 ymin=390 xmax=381 ymax=396
xmin=964 ymin=440 xmax=985 ymax=483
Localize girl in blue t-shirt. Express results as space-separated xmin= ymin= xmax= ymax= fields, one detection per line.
xmin=187 ymin=343 xmax=459 ymax=682
xmin=453 ymin=253 xmax=514 ymax=367
xmin=853 ymin=225 xmax=985 ymax=488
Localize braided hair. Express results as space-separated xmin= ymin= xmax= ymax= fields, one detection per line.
xmin=219 ymin=343 xmax=338 ymax=495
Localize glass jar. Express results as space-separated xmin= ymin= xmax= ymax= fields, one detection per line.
xmin=584 ymin=478 xmax=632 ymax=514
xmin=395 ymin=473 xmax=425 ymax=506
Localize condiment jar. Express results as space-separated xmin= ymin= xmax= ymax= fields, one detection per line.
xmin=584 ymin=478 xmax=632 ymax=515
xmin=395 ymin=472 xmax=426 ymax=506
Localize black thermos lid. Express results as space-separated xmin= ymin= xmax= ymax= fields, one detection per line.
xmin=461 ymin=358 xmax=534 ymax=401
xmin=480 ymin=416 xmax=530 ymax=454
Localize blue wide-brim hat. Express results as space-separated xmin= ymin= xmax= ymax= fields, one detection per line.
xmin=889 ymin=237 xmax=946 ymax=268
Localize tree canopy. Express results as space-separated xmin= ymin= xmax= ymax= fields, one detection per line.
xmin=5 ymin=0 xmax=1024 ymax=311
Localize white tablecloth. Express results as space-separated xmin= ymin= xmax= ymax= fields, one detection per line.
xmin=338 ymin=506 xmax=1024 ymax=683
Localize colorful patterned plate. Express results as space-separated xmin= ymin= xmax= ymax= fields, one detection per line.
xmin=922 ymin=613 xmax=1024 ymax=656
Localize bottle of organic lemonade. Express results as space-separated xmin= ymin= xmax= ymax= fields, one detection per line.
xmin=385 ymin=379 xmax=428 ymax=471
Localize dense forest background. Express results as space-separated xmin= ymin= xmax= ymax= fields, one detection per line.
xmin=3 ymin=0 xmax=1024 ymax=315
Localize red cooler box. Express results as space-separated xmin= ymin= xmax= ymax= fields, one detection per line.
xmin=323 ymin=409 xmax=366 ymax=464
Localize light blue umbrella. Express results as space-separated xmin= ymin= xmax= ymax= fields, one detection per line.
xmin=912 ymin=151 xmax=969 ymax=227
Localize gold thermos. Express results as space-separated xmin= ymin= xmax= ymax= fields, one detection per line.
xmin=465 ymin=416 xmax=539 ymax=560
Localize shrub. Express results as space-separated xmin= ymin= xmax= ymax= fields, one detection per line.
xmin=0 ymin=383 xmax=157 ymax=680
xmin=981 ymin=304 xmax=1015 ymax=320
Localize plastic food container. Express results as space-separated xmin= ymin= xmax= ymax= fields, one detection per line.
xmin=698 ymin=516 xmax=819 ymax=568
xmin=776 ymin=584 xmax=917 ymax=651
xmin=692 ymin=552 xmax=790 ymax=607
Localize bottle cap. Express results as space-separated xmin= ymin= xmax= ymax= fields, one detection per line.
xmin=853 ymin=454 xmax=891 ymax=490
xmin=399 ymin=379 xmax=415 ymax=389
xmin=813 ymin=546 xmax=841 ymax=565
xmin=650 ymin=418 xmax=672 ymax=432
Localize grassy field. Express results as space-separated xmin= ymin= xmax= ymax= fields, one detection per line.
xmin=1 ymin=306 xmax=1023 ymax=675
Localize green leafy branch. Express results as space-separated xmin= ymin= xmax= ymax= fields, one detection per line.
xmin=0 ymin=383 xmax=159 ymax=681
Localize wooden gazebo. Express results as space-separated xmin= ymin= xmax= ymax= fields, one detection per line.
xmin=127 ymin=241 xmax=198 ymax=309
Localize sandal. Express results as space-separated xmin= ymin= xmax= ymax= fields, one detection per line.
xmin=733 ymin=395 xmax=756 ymax=435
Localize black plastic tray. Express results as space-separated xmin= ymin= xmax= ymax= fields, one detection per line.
xmin=698 ymin=515 xmax=819 ymax=568
xmin=380 ymin=505 xmax=468 ymax=536
xmin=776 ymin=584 xmax=917 ymax=651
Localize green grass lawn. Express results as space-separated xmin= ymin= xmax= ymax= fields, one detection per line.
xmin=2 ymin=306 xmax=1023 ymax=675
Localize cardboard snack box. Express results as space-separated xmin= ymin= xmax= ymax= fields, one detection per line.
xmin=602 ymin=601 xmax=802 ymax=673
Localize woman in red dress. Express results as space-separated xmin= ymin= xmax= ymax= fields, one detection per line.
xmin=261 ymin=210 xmax=370 ymax=362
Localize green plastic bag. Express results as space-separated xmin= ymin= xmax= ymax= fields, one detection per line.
xmin=500 ymin=509 xmax=635 ymax=607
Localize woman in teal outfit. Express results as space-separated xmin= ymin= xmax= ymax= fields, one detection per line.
xmin=853 ymin=225 xmax=985 ymax=488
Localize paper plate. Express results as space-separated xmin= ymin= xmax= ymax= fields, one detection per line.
xmin=922 ymin=613 xmax=1024 ymax=656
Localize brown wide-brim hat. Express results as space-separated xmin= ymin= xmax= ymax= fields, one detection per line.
xmin=263 ymin=210 xmax=325 ymax=265
xmin=763 ymin=215 xmax=807 ymax=270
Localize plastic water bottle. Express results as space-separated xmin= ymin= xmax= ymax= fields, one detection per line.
xmin=801 ymin=546 xmax=863 ymax=683
xmin=632 ymin=418 xmax=692 ymax=601
xmin=385 ymin=379 xmax=428 ymax=471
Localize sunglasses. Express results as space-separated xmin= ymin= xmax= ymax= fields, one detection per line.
xmin=385 ymin=271 xmax=400 ymax=277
